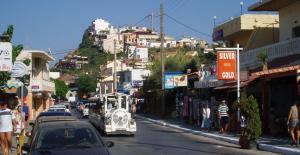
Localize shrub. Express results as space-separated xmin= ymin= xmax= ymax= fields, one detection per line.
xmin=234 ymin=93 xmax=262 ymax=140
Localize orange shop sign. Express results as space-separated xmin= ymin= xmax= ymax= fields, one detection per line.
xmin=217 ymin=51 xmax=236 ymax=80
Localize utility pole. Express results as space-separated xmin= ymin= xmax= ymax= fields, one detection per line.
xmin=151 ymin=12 xmax=154 ymax=32
xmin=113 ymin=39 xmax=117 ymax=93
xmin=160 ymin=3 xmax=165 ymax=116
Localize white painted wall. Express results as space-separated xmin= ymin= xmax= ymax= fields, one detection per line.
xmin=49 ymin=72 xmax=60 ymax=79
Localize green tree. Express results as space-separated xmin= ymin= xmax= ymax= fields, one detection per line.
xmin=53 ymin=79 xmax=69 ymax=97
xmin=79 ymin=28 xmax=94 ymax=48
xmin=233 ymin=93 xmax=262 ymax=140
xmin=0 ymin=25 xmax=25 ymax=86
xmin=76 ymin=74 xmax=97 ymax=94
xmin=257 ymin=49 xmax=268 ymax=71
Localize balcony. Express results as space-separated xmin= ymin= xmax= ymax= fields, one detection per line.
xmin=240 ymin=37 xmax=300 ymax=69
xmin=31 ymin=79 xmax=55 ymax=93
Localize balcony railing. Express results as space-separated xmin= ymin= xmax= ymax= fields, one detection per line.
xmin=240 ymin=37 xmax=300 ymax=69
xmin=31 ymin=79 xmax=55 ymax=92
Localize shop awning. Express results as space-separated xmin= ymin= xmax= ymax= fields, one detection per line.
xmin=251 ymin=65 xmax=300 ymax=77
xmin=214 ymin=78 xmax=257 ymax=90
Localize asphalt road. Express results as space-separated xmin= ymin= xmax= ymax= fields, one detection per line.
xmin=71 ymin=109 xmax=278 ymax=155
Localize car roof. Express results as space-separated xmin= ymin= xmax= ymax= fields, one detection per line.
xmin=38 ymin=111 xmax=72 ymax=117
xmin=38 ymin=120 xmax=92 ymax=129
xmin=50 ymin=104 xmax=66 ymax=107
xmin=37 ymin=116 xmax=77 ymax=124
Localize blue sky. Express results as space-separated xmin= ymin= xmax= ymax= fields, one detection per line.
xmin=0 ymin=0 xmax=259 ymax=62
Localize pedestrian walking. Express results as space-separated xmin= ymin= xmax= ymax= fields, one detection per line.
xmin=218 ymin=100 xmax=229 ymax=134
xmin=201 ymin=102 xmax=211 ymax=131
xmin=14 ymin=104 xmax=25 ymax=155
xmin=0 ymin=100 xmax=17 ymax=155
xmin=131 ymin=99 xmax=137 ymax=118
xmin=287 ymin=100 xmax=299 ymax=146
xmin=14 ymin=105 xmax=25 ymax=142
xmin=22 ymin=102 xmax=29 ymax=130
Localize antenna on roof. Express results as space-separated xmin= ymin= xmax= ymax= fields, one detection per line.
xmin=48 ymin=48 xmax=53 ymax=55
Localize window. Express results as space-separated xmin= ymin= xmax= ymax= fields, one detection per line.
xmin=34 ymin=58 xmax=41 ymax=68
xmin=293 ymin=26 xmax=300 ymax=38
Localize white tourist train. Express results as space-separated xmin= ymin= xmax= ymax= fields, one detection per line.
xmin=88 ymin=93 xmax=136 ymax=136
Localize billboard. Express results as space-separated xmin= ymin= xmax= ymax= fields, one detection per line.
xmin=0 ymin=42 xmax=12 ymax=72
xmin=164 ymin=74 xmax=175 ymax=89
xmin=217 ymin=51 xmax=236 ymax=80
xmin=164 ymin=72 xmax=187 ymax=89
xmin=174 ymin=75 xmax=187 ymax=87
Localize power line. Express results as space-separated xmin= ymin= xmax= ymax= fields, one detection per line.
xmin=133 ymin=15 xmax=150 ymax=26
xmin=164 ymin=13 xmax=211 ymax=37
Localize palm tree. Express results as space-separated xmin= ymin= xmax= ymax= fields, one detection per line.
xmin=257 ymin=49 xmax=268 ymax=71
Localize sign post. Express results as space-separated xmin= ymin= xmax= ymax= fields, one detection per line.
xmin=0 ymin=42 xmax=12 ymax=72
xmin=216 ymin=44 xmax=243 ymax=120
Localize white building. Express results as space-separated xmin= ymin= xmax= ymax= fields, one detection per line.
xmin=16 ymin=50 xmax=55 ymax=120
xmin=99 ymin=60 xmax=132 ymax=94
xmin=118 ymin=69 xmax=151 ymax=94
xmin=120 ymin=26 xmax=148 ymax=33
xmin=102 ymin=33 xmax=124 ymax=54
xmin=92 ymin=18 xmax=115 ymax=35
xmin=49 ymin=72 xmax=60 ymax=79
xmin=128 ymin=46 xmax=148 ymax=62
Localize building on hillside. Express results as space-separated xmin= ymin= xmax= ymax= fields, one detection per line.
xmin=55 ymin=54 xmax=88 ymax=70
xmin=123 ymin=32 xmax=137 ymax=46
xmin=102 ymin=33 xmax=124 ymax=54
xmin=118 ymin=69 xmax=151 ymax=95
xmin=89 ymin=18 xmax=124 ymax=54
xmin=177 ymin=37 xmax=207 ymax=48
xmin=58 ymin=74 xmax=78 ymax=102
xmin=49 ymin=72 xmax=60 ymax=79
xmin=16 ymin=50 xmax=55 ymax=120
xmin=98 ymin=60 xmax=132 ymax=95
xmin=127 ymin=46 xmax=149 ymax=62
xmin=91 ymin=18 xmax=115 ymax=35
xmin=120 ymin=26 xmax=148 ymax=33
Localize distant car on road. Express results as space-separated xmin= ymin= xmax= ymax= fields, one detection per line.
xmin=38 ymin=111 xmax=72 ymax=118
xmin=23 ymin=120 xmax=113 ymax=155
xmin=48 ymin=104 xmax=69 ymax=112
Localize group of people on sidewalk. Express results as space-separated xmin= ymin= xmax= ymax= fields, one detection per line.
xmin=0 ymin=98 xmax=29 ymax=155
xmin=176 ymin=95 xmax=230 ymax=134
xmin=287 ymin=100 xmax=300 ymax=146
xmin=201 ymin=100 xmax=230 ymax=133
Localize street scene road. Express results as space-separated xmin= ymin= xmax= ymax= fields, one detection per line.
xmin=68 ymin=109 xmax=276 ymax=155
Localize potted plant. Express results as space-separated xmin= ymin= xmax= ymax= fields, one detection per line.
xmin=233 ymin=93 xmax=262 ymax=149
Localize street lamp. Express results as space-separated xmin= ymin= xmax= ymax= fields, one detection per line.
xmin=213 ymin=16 xmax=217 ymax=28
xmin=240 ymin=1 xmax=244 ymax=15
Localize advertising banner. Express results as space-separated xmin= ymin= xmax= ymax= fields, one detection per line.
xmin=164 ymin=72 xmax=187 ymax=89
xmin=174 ymin=75 xmax=187 ymax=87
xmin=164 ymin=74 xmax=175 ymax=89
xmin=0 ymin=42 xmax=12 ymax=72
xmin=217 ymin=51 xmax=236 ymax=80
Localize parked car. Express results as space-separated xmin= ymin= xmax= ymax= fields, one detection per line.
xmin=26 ymin=116 xmax=78 ymax=152
xmin=48 ymin=105 xmax=68 ymax=112
xmin=23 ymin=121 xmax=113 ymax=155
xmin=37 ymin=111 xmax=72 ymax=118
xmin=82 ymin=105 xmax=89 ymax=118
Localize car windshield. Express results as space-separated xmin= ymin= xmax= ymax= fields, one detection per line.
xmin=48 ymin=109 xmax=66 ymax=112
xmin=35 ymin=127 xmax=103 ymax=149
xmin=39 ymin=112 xmax=72 ymax=117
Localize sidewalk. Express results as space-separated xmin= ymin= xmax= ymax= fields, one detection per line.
xmin=136 ymin=114 xmax=300 ymax=155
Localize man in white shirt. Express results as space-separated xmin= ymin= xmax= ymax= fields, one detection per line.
xmin=0 ymin=100 xmax=17 ymax=155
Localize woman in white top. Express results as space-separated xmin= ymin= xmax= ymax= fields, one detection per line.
xmin=201 ymin=102 xmax=211 ymax=130
xmin=0 ymin=101 xmax=16 ymax=155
